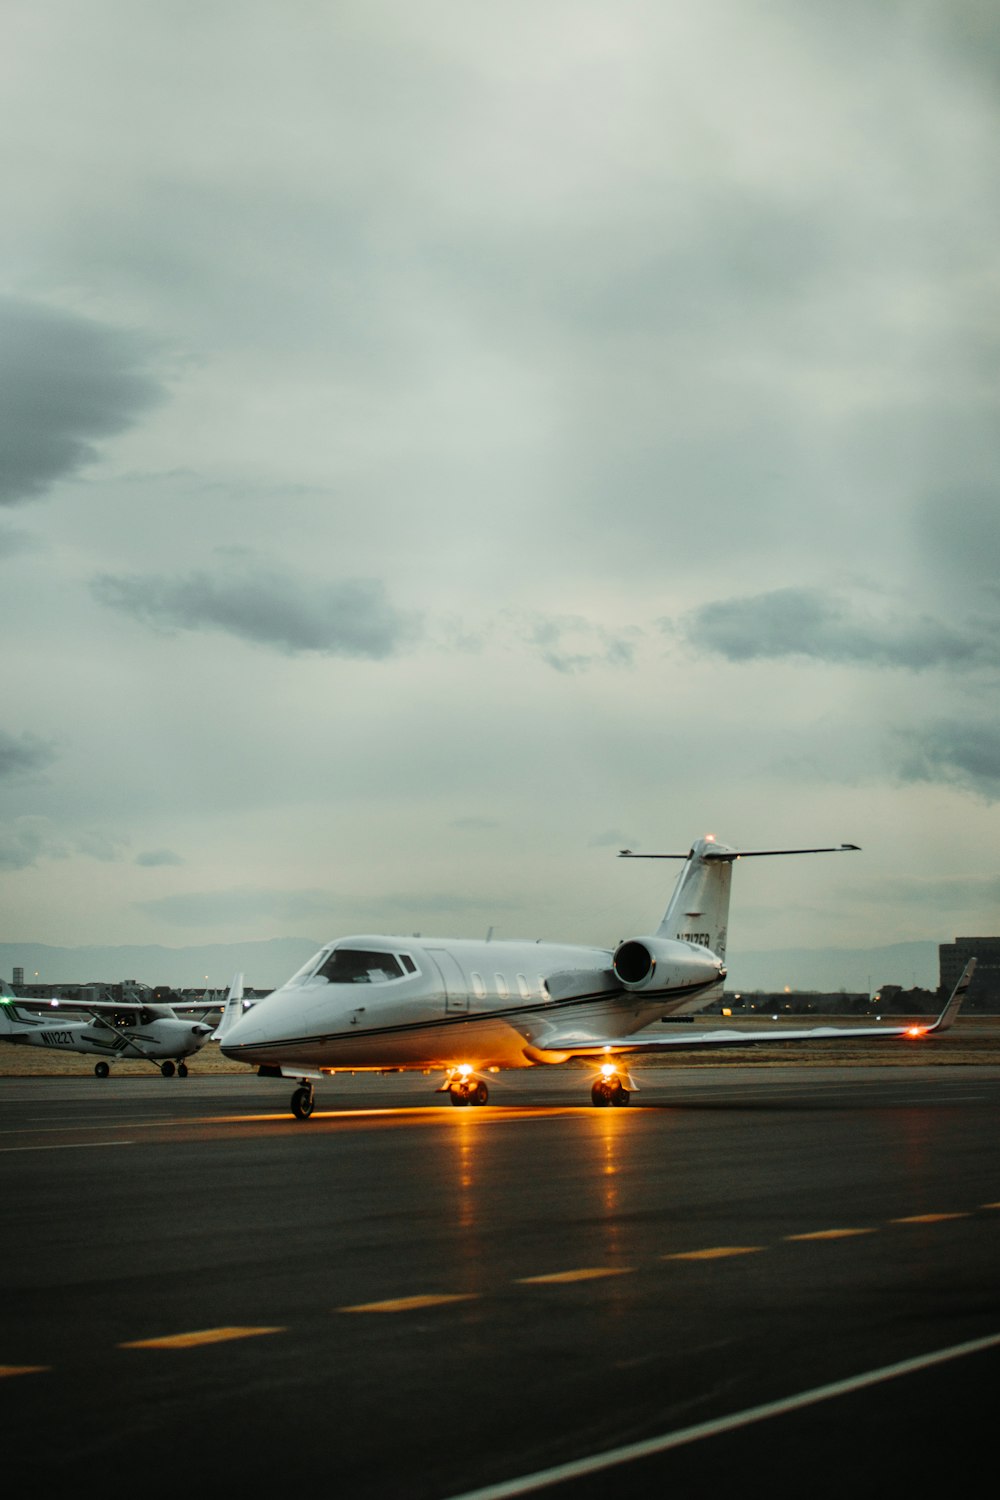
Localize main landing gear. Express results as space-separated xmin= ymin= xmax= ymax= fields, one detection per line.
xmin=442 ymin=1064 xmax=489 ymax=1107
xmin=93 ymin=1059 xmax=190 ymax=1079
xmin=590 ymin=1065 xmax=630 ymax=1107
xmin=449 ymin=1078 xmax=489 ymax=1107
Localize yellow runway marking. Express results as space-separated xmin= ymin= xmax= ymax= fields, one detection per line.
xmin=786 ymin=1228 xmax=877 ymax=1241
xmin=981 ymin=1202 xmax=1000 ymax=1210
xmin=120 ymin=1326 xmax=285 ymax=1349
xmin=517 ymin=1268 xmax=633 ymax=1284
xmin=339 ymin=1293 xmax=478 ymax=1313
xmin=663 ymin=1246 xmax=763 ymax=1261
xmin=891 ymin=1213 xmax=970 ymax=1225
xmin=0 ymin=1364 xmax=49 ymax=1378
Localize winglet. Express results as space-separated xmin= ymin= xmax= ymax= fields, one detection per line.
xmin=925 ymin=958 xmax=975 ymax=1034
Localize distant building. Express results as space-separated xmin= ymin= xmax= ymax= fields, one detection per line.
xmin=13 ymin=967 xmax=23 ymax=986
xmin=940 ymin=938 xmax=1000 ymax=1011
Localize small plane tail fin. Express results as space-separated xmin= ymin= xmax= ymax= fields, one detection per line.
xmin=619 ymin=837 xmax=861 ymax=962
xmin=213 ymin=973 xmax=245 ymax=1041
xmin=0 ymin=991 xmax=29 ymax=1035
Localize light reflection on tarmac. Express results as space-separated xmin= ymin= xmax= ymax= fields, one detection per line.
xmin=2 ymin=1068 xmax=1000 ymax=1494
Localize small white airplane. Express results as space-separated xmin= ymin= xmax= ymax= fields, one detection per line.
xmin=219 ymin=838 xmax=975 ymax=1119
xmin=0 ymin=973 xmax=244 ymax=1077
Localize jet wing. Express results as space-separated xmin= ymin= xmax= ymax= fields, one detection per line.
xmin=551 ymin=960 xmax=975 ymax=1058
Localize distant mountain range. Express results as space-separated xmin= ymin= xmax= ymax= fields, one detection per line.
xmin=0 ymin=938 xmax=943 ymax=993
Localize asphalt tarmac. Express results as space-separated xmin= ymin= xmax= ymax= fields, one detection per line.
xmin=3 ymin=1065 xmax=999 ymax=1497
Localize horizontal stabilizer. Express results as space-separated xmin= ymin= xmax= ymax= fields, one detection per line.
xmin=620 ymin=844 xmax=860 ymax=860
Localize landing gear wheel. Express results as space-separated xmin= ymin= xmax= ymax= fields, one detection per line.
xmin=161 ymin=1060 xmax=175 ymax=1078
xmin=591 ymin=1077 xmax=630 ymax=1107
xmin=177 ymin=1062 xmax=189 ymax=1078
xmin=94 ymin=1061 xmax=110 ymax=1079
xmin=450 ymin=1078 xmax=488 ymax=1106
xmin=291 ymin=1085 xmax=315 ymax=1120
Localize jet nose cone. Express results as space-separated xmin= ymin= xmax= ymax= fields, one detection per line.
xmin=220 ymin=1009 xmax=255 ymax=1055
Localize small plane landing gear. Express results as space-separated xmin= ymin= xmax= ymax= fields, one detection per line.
xmin=161 ymin=1060 xmax=175 ymax=1078
xmin=291 ymin=1083 xmax=315 ymax=1120
xmin=177 ymin=1062 xmax=188 ymax=1078
xmin=94 ymin=1061 xmax=110 ymax=1079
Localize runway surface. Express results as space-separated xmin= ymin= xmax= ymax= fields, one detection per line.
xmin=3 ymin=1065 xmax=1000 ymax=1496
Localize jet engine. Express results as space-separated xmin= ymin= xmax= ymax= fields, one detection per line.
xmin=612 ymin=935 xmax=724 ymax=993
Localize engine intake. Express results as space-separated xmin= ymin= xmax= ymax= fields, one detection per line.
xmin=612 ymin=935 xmax=723 ymax=994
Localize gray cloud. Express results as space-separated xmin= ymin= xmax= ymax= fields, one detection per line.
xmin=92 ymin=563 xmax=419 ymax=658
xmin=0 ymin=297 xmax=162 ymax=505
xmin=0 ymin=730 xmax=58 ymax=779
xmin=524 ymin=615 xmax=639 ymax=674
xmin=894 ymin=720 xmax=1000 ymax=801
xmin=681 ymin=588 xmax=999 ymax=670
xmin=0 ymin=817 xmax=125 ymax=871
xmin=135 ymin=848 xmax=184 ymax=867
xmin=0 ymin=817 xmax=63 ymax=871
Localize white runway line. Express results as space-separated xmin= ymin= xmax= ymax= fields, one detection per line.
xmin=446 ymin=1331 xmax=1000 ymax=1500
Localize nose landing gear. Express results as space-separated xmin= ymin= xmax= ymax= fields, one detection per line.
xmin=291 ymin=1082 xmax=315 ymax=1119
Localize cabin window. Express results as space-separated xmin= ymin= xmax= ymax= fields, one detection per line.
xmin=517 ymin=974 xmax=530 ymax=999
xmin=494 ymin=974 xmax=508 ymax=998
xmin=316 ymin=949 xmax=405 ymax=984
xmin=471 ymin=972 xmax=486 ymax=998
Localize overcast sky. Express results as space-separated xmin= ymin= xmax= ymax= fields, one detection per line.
xmin=2 ymin=1 xmax=998 ymax=986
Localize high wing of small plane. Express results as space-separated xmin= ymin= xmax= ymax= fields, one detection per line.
xmin=0 ymin=973 xmax=244 ymax=1078
xmin=218 ymin=838 xmax=974 ymax=1118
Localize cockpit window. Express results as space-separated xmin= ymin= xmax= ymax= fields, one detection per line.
xmin=316 ymin=949 xmax=405 ymax=984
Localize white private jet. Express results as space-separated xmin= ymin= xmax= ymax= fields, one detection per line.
xmin=0 ymin=973 xmax=244 ymax=1077
xmin=219 ymin=838 xmax=975 ymax=1119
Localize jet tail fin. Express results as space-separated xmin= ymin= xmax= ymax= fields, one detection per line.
xmin=619 ymin=837 xmax=861 ymax=962
xmin=213 ymin=973 xmax=245 ymax=1041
